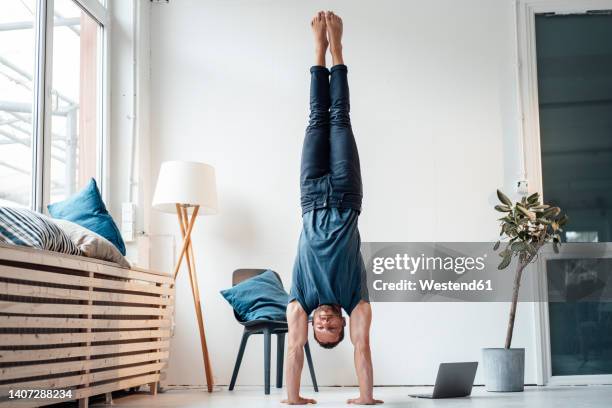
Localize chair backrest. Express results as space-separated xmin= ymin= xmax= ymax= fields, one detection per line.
xmin=231 ymin=269 xmax=285 ymax=324
xmin=232 ymin=268 xmax=284 ymax=289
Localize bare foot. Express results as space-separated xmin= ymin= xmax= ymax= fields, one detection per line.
xmin=325 ymin=11 xmax=344 ymax=65
xmin=347 ymin=397 xmax=384 ymax=405
xmin=282 ymin=396 xmax=317 ymax=405
xmin=311 ymin=11 xmax=328 ymax=66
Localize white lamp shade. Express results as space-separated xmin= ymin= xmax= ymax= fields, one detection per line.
xmin=152 ymin=161 xmax=218 ymax=215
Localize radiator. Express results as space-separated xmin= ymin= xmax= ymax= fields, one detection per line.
xmin=0 ymin=243 xmax=174 ymax=407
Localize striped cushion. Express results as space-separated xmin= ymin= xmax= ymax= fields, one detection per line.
xmin=0 ymin=207 xmax=82 ymax=256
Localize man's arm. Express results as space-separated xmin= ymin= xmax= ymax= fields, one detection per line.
xmin=348 ymin=301 xmax=383 ymax=405
xmin=282 ymin=301 xmax=316 ymax=405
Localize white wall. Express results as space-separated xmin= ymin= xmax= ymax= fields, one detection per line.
xmin=146 ymin=0 xmax=538 ymax=386
xmin=109 ymin=0 xmax=152 ymax=263
xmin=108 ymin=0 xmax=134 ymax=232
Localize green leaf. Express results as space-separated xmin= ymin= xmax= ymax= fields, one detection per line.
xmin=526 ymin=243 xmax=537 ymax=256
xmin=517 ymin=205 xmax=536 ymax=220
xmin=495 ymin=205 xmax=512 ymax=212
xmin=493 ymin=241 xmax=500 ymax=250
xmin=511 ymin=241 xmax=527 ymax=252
xmin=499 ymin=249 xmax=511 ymax=258
xmin=543 ymin=207 xmax=561 ymax=218
xmin=502 ymin=224 xmax=518 ymax=237
xmin=527 ymin=192 xmax=540 ymax=202
xmin=498 ymin=256 xmax=512 ymax=270
xmin=497 ymin=190 xmax=512 ymax=207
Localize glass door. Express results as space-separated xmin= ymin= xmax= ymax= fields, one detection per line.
xmin=535 ymin=12 xmax=612 ymax=379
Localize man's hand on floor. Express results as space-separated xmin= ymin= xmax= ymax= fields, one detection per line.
xmin=347 ymin=397 xmax=384 ymax=405
xmin=281 ymin=396 xmax=317 ymax=405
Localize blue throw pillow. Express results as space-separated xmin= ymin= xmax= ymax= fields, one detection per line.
xmin=47 ymin=178 xmax=126 ymax=255
xmin=220 ymin=270 xmax=289 ymax=322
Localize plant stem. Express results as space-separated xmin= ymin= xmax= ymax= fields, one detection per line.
xmin=505 ymin=260 xmax=525 ymax=349
xmin=504 ymin=242 xmax=543 ymax=349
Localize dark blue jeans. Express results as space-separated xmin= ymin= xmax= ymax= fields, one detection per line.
xmin=300 ymin=65 xmax=363 ymax=215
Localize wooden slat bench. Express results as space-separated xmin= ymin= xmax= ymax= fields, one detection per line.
xmin=0 ymin=243 xmax=174 ymax=407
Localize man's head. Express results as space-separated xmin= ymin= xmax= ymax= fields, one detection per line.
xmin=312 ymin=304 xmax=346 ymax=349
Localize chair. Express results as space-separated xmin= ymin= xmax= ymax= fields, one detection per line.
xmin=228 ymin=269 xmax=319 ymax=395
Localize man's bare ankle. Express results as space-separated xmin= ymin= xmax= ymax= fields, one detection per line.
xmin=332 ymin=53 xmax=344 ymax=66
xmin=331 ymin=43 xmax=343 ymax=61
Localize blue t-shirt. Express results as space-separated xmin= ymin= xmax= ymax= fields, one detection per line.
xmin=290 ymin=207 xmax=368 ymax=316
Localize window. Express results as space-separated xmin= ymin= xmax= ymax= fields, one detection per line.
xmin=0 ymin=0 xmax=108 ymax=211
xmin=50 ymin=0 xmax=101 ymax=202
xmin=518 ymin=1 xmax=612 ymax=384
xmin=535 ymin=12 xmax=612 ymax=379
xmin=537 ymin=13 xmax=612 ymax=244
xmin=0 ymin=0 xmax=36 ymax=208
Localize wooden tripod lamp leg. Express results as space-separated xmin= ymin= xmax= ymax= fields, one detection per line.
xmin=173 ymin=205 xmax=199 ymax=280
xmin=176 ymin=204 xmax=214 ymax=392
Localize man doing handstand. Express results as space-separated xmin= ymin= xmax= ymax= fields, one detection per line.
xmin=283 ymin=11 xmax=382 ymax=406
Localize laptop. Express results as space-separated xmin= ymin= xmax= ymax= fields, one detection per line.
xmin=409 ymin=362 xmax=478 ymax=399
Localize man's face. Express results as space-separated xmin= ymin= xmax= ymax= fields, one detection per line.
xmin=312 ymin=304 xmax=345 ymax=344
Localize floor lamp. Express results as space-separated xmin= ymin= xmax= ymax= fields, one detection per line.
xmin=152 ymin=161 xmax=218 ymax=392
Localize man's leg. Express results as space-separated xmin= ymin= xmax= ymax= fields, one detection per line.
xmin=327 ymin=13 xmax=362 ymax=201
xmin=300 ymin=12 xmax=331 ymax=201
xmin=300 ymin=66 xmax=330 ymax=187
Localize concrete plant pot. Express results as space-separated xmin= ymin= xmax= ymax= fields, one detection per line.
xmin=482 ymin=348 xmax=525 ymax=392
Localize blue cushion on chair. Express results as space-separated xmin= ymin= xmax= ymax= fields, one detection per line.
xmin=220 ymin=270 xmax=289 ymax=322
xmin=47 ymin=178 xmax=126 ymax=255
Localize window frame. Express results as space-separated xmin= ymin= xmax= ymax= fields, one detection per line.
xmin=32 ymin=0 xmax=109 ymax=212
xmin=516 ymin=0 xmax=612 ymax=387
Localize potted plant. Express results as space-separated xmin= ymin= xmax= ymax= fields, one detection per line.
xmin=482 ymin=190 xmax=568 ymax=392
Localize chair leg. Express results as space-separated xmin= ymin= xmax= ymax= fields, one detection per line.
xmin=229 ymin=330 xmax=250 ymax=391
xmin=304 ymin=341 xmax=319 ymax=392
xmin=264 ymin=328 xmax=272 ymax=395
xmin=276 ymin=333 xmax=285 ymax=388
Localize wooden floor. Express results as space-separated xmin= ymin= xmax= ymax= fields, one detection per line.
xmin=84 ymin=385 xmax=612 ymax=408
